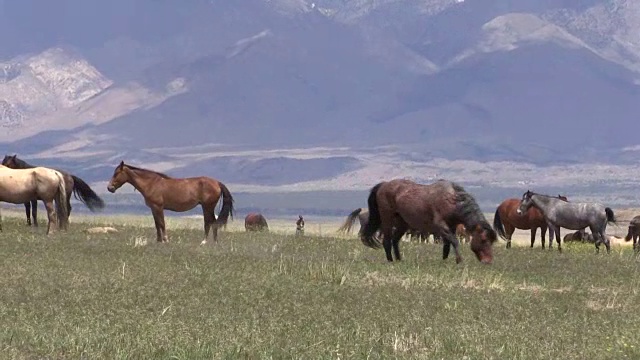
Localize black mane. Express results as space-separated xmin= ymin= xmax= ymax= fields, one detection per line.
xmin=451 ymin=182 xmax=490 ymax=226
xmin=124 ymin=163 xmax=172 ymax=179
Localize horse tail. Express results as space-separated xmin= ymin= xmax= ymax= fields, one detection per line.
xmin=337 ymin=208 xmax=363 ymax=234
xmin=214 ymin=182 xmax=234 ymax=225
xmin=360 ymin=183 xmax=384 ymax=249
xmin=625 ymin=225 xmax=634 ymax=242
xmin=492 ymin=207 xmax=507 ymax=240
xmin=54 ymin=171 xmax=69 ymax=230
xmin=605 ymin=207 xmax=616 ymax=224
xmin=70 ymin=175 xmax=105 ymax=211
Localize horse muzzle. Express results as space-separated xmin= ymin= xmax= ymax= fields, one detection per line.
xmin=516 ymin=208 xmax=523 ymax=215
xmin=107 ymin=184 xmax=116 ymax=193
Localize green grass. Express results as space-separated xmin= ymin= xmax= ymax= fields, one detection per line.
xmin=1 ymin=217 xmax=640 ymax=359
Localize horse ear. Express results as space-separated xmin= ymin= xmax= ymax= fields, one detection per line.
xmin=119 ymin=160 xmax=124 ymax=168
xmin=11 ymin=154 xmax=16 ymax=160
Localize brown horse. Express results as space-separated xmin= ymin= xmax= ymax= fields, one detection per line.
xmin=2 ymin=154 xmax=105 ymax=229
xmin=493 ymin=195 xmax=568 ymax=249
xmin=360 ymin=179 xmax=497 ymax=264
xmin=563 ymin=229 xmax=594 ymax=243
xmin=107 ymin=161 xmax=234 ymax=244
xmin=245 ymin=212 xmax=269 ymax=232
xmin=624 ymin=215 xmax=640 ymax=250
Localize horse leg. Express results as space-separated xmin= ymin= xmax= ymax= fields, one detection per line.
xmin=391 ymin=220 xmax=408 ymax=261
xmin=44 ymin=200 xmax=55 ymax=236
xmin=505 ymin=223 xmax=515 ymax=249
xmin=554 ymin=226 xmax=562 ymax=252
xmin=151 ymin=208 xmax=167 ymax=243
xmin=32 ymin=200 xmax=38 ymax=227
xmin=540 ymin=226 xmax=547 ymax=249
xmin=24 ymin=202 xmax=31 ymax=226
xmin=530 ymin=228 xmax=537 ymax=248
xmin=200 ymin=205 xmax=216 ymax=245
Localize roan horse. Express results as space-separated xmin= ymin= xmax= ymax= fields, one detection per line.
xmin=517 ymin=191 xmax=616 ymax=253
xmin=107 ymin=161 xmax=234 ymax=244
xmin=0 ymin=164 xmax=69 ymax=234
xmin=493 ymin=195 xmax=568 ymax=249
xmin=245 ymin=212 xmax=269 ymax=232
xmin=360 ymin=179 xmax=497 ymax=264
xmin=2 ymin=155 xmax=105 ymax=228
xmin=624 ymin=215 xmax=640 ymax=250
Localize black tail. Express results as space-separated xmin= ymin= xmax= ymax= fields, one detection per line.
xmin=337 ymin=208 xmax=363 ymax=234
xmin=360 ymin=183 xmax=383 ymax=249
xmin=493 ymin=208 xmax=508 ymax=240
xmin=215 ymin=182 xmax=234 ymax=225
xmin=71 ymin=175 xmax=105 ymax=211
xmin=605 ymin=207 xmax=616 ymax=224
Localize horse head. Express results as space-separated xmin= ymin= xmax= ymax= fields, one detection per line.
xmin=1 ymin=154 xmax=17 ymax=168
xmin=469 ymin=222 xmax=498 ymax=264
xmin=516 ymin=190 xmax=534 ymax=215
xmin=107 ymin=161 xmax=128 ymax=193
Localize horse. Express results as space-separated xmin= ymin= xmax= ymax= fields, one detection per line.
xmin=337 ymin=207 xmax=369 ymax=234
xmin=106 ymin=161 xmax=234 ymax=244
xmin=338 ymin=207 xmax=436 ymax=243
xmin=2 ymin=154 xmax=105 ymax=228
xmin=245 ymin=212 xmax=269 ymax=232
xmin=624 ymin=215 xmax=640 ymax=250
xmin=0 ymin=165 xmax=69 ymax=234
xmin=563 ymin=229 xmax=595 ymax=243
xmin=493 ymin=195 xmax=568 ymax=249
xmin=360 ymin=179 xmax=497 ymax=264
xmin=517 ymin=190 xmax=616 ymax=253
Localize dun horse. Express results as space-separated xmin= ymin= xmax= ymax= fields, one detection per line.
xmin=493 ymin=195 xmax=567 ymax=249
xmin=624 ymin=215 xmax=640 ymax=250
xmin=360 ymin=179 xmax=497 ymax=264
xmin=0 ymin=165 xmax=69 ymax=234
xmin=107 ymin=161 xmax=234 ymax=244
xmin=2 ymin=154 xmax=105 ymax=228
xmin=517 ymin=191 xmax=616 ymax=253
xmin=245 ymin=212 xmax=269 ymax=232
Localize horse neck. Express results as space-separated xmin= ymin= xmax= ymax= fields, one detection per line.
xmin=15 ymin=159 xmax=34 ymax=169
xmin=125 ymin=168 xmax=163 ymax=195
xmin=530 ymin=194 xmax=554 ymax=213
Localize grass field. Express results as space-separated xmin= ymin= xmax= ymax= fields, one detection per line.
xmin=1 ymin=214 xmax=640 ymax=359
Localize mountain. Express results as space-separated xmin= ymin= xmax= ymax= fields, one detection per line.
xmin=1 ymin=0 xmax=640 ymax=199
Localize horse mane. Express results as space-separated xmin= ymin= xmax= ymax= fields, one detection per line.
xmin=124 ymin=164 xmax=172 ymax=179
xmin=451 ymin=182 xmax=491 ymax=228
xmin=5 ymin=155 xmax=35 ymax=169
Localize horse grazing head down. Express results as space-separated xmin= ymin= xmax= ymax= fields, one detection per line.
xmin=468 ymin=222 xmax=498 ymax=264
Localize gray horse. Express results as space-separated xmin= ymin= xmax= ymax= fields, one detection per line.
xmin=517 ymin=191 xmax=616 ymax=253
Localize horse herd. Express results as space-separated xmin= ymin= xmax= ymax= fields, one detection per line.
xmin=1 ymin=155 xmax=639 ymax=266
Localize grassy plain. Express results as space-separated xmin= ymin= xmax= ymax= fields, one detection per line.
xmin=0 ymin=212 xmax=639 ymax=359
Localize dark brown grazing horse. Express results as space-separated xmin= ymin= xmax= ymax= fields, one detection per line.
xmin=107 ymin=161 xmax=234 ymax=244
xmin=245 ymin=212 xmax=269 ymax=232
xmin=360 ymin=179 xmax=497 ymax=264
xmin=624 ymin=215 xmax=640 ymax=250
xmin=493 ymin=195 xmax=568 ymax=249
xmin=2 ymin=154 xmax=105 ymax=229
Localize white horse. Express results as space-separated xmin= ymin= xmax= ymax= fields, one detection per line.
xmin=0 ymin=165 xmax=69 ymax=234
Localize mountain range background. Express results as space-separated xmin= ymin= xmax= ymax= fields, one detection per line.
xmin=1 ymin=0 xmax=640 ymax=216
